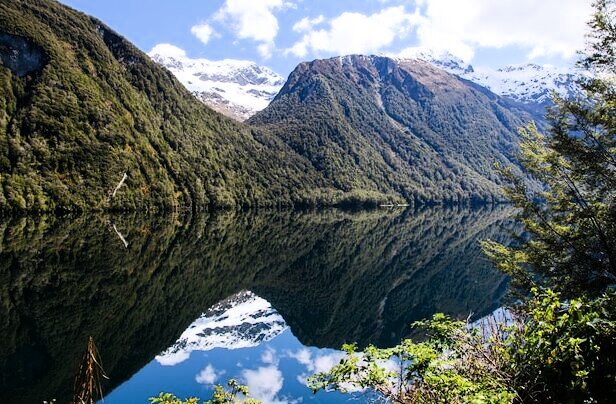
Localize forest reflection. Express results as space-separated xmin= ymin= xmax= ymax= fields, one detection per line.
xmin=0 ymin=206 xmax=515 ymax=403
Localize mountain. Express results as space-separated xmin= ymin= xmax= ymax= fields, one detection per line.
xmin=249 ymin=55 xmax=535 ymax=205
xmin=406 ymin=50 xmax=581 ymax=106
xmin=0 ymin=0 xmax=356 ymax=213
xmin=156 ymin=291 xmax=287 ymax=366
xmin=0 ymin=1 xmax=546 ymax=212
xmin=149 ymin=44 xmax=285 ymax=121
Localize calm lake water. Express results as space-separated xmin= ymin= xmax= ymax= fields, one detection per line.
xmin=0 ymin=206 xmax=516 ymax=403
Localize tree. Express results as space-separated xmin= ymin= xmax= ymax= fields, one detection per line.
xmin=482 ymin=0 xmax=616 ymax=297
xmin=308 ymin=314 xmax=516 ymax=403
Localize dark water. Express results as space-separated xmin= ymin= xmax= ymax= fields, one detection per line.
xmin=0 ymin=206 xmax=516 ymax=403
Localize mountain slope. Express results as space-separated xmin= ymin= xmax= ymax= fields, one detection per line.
xmin=250 ymin=55 xmax=534 ymax=205
xmin=0 ymin=0 xmax=355 ymax=213
xmin=149 ymin=44 xmax=285 ymax=121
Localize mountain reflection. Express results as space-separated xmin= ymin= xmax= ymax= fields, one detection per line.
xmin=0 ymin=206 xmax=515 ymax=402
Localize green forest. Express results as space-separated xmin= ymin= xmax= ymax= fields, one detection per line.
xmin=0 ymin=0 xmax=371 ymax=213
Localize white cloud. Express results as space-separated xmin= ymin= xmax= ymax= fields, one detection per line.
xmin=257 ymin=42 xmax=275 ymax=59
xmin=261 ymin=346 xmax=278 ymax=365
xmin=286 ymin=6 xmax=423 ymax=58
xmin=412 ymin=0 xmax=592 ymax=61
xmin=148 ymin=43 xmax=187 ymax=60
xmin=191 ymin=23 xmax=215 ymax=45
xmin=312 ymin=353 xmax=344 ymax=374
xmin=287 ymin=348 xmax=312 ymax=368
xmin=215 ymin=0 xmax=293 ymax=59
xmin=288 ymin=349 xmax=358 ymax=393
xmin=286 ymin=1 xmax=590 ymax=63
xmin=292 ymin=15 xmax=324 ymax=33
xmin=242 ymin=365 xmax=284 ymax=403
xmin=287 ymin=349 xmax=345 ymax=374
xmin=195 ymin=364 xmax=224 ymax=385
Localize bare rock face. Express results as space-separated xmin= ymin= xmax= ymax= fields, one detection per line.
xmin=0 ymin=32 xmax=45 ymax=76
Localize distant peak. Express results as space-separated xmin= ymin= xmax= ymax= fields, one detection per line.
xmin=149 ymin=45 xmax=285 ymax=121
xmin=388 ymin=49 xmax=580 ymax=105
xmin=156 ymin=291 xmax=287 ymax=366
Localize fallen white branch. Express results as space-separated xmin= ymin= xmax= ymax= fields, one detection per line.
xmin=112 ymin=223 xmax=129 ymax=248
xmin=111 ymin=172 xmax=128 ymax=198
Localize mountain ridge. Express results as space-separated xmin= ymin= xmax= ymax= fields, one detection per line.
xmin=250 ymin=54 xmax=536 ymax=205
xmin=149 ymin=46 xmax=578 ymax=123
xmin=1 ymin=0 xmax=395 ymax=213
xmin=0 ymin=0 xmax=547 ymax=212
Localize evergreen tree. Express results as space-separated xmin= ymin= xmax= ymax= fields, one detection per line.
xmin=483 ymin=0 xmax=616 ymax=297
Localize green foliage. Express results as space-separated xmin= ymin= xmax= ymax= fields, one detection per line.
xmin=481 ymin=0 xmax=616 ymax=297
xmin=149 ymin=380 xmax=260 ymax=404
xmin=150 ymin=392 xmax=199 ymax=404
xmin=309 ymin=288 xmax=616 ymax=403
xmin=479 ymin=1 xmax=616 ymax=401
xmin=308 ymin=313 xmax=516 ymax=403
xmin=501 ymin=288 xmax=616 ymax=402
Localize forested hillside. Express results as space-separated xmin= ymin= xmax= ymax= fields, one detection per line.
xmin=250 ymin=56 xmax=538 ymax=205
xmin=0 ymin=0 xmax=354 ymax=213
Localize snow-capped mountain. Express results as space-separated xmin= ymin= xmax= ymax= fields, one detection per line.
xmin=464 ymin=64 xmax=580 ymax=105
xmin=149 ymin=44 xmax=285 ymax=121
xmin=156 ymin=291 xmax=287 ymax=366
xmin=399 ymin=50 xmax=581 ymax=105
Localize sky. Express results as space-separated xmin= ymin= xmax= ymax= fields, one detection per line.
xmin=58 ymin=0 xmax=594 ymax=77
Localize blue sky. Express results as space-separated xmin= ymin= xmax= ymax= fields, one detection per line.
xmin=59 ymin=0 xmax=592 ymax=77
xmin=105 ymin=329 xmax=357 ymax=403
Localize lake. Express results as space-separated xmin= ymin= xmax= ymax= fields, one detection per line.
xmin=0 ymin=206 xmax=516 ymax=403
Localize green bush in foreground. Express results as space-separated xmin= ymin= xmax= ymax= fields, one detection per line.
xmin=504 ymin=289 xmax=616 ymax=402
xmin=308 ymin=313 xmax=515 ymax=403
xmin=308 ymin=288 xmax=616 ymax=403
xmin=149 ymin=379 xmax=260 ymax=404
